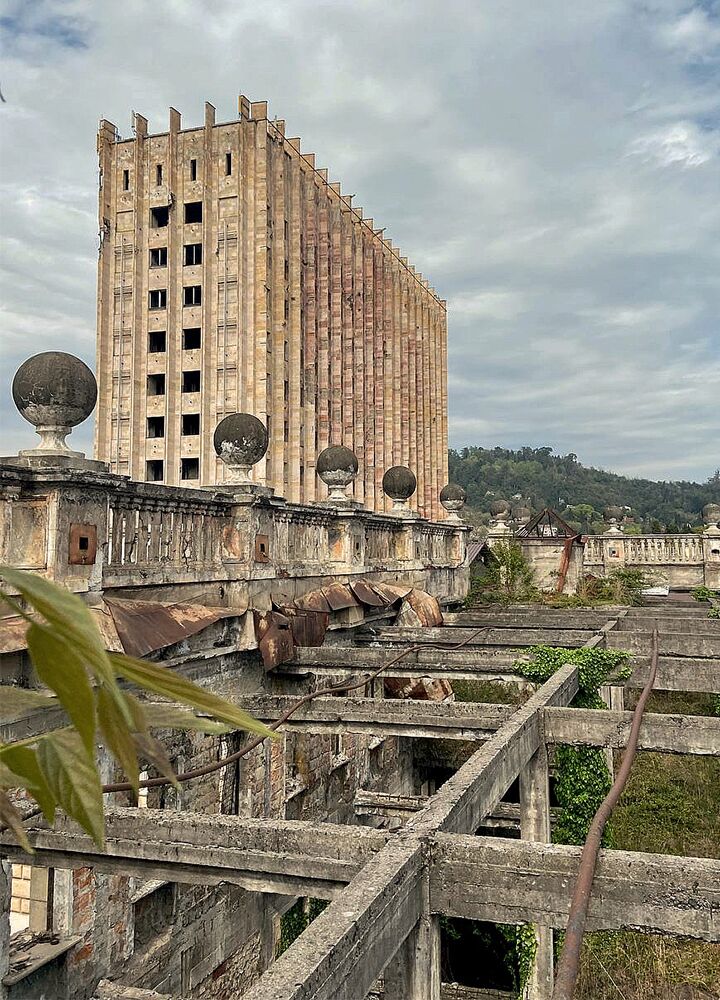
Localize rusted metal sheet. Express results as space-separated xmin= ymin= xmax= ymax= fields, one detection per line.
xmin=384 ymin=675 xmax=454 ymax=701
xmin=405 ymin=589 xmax=443 ymax=627
xmin=0 ymin=608 xmax=124 ymax=655
xmin=349 ymin=580 xmax=388 ymax=607
xmin=286 ymin=609 xmax=329 ymax=647
xmin=105 ymin=599 xmax=238 ymax=658
xmin=254 ymin=610 xmax=294 ymax=669
xmin=370 ymin=582 xmax=413 ymax=605
xmin=322 ymin=582 xmax=361 ymax=611
xmin=294 ymin=590 xmax=332 ymax=614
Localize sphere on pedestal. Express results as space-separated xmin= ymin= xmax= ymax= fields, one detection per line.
xmin=382 ymin=466 xmax=417 ymax=502
xmin=213 ymin=413 xmax=268 ymax=479
xmin=12 ymin=352 xmax=97 ymax=430
xmin=489 ymin=499 xmax=510 ymax=518
xmin=316 ymin=445 xmax=359 ymax=493
xmin=702 ymin=503 xmax=720 ymax=526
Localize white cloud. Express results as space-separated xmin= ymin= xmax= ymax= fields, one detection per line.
xmin=0 ymin=0 xmax=718 ymax=483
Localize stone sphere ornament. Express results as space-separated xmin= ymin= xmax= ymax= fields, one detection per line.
xmin=604 ymin=505 xmax=624 ymax=534
xmin=703 ymin=503 xmax=720 ymax=534
xmin=439 ymin=483 xmax=466 ymax=523
xmin=316 ymin=445 xmax=359 ymax=503
xmin=12 ymin=352 xmax=97 ymax=454
xmin=213 ymin=413 xmax=269 ymax=484
xmin=489 ymin=499 xmax=510 ymax=519
xmin=382 ymin=466 xmax=417 ymax=515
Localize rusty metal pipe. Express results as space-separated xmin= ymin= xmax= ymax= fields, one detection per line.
xmin=552 ymin=628 xmax=659 ymax=1000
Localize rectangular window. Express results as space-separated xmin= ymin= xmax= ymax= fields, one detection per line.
xmin=150 ymin=206 xmax=169 ymax=228
xmin=122 ymin=169 xmax=130 ymax=191
xmin=184 ymin=243 xmax=202 ymax=266
xmin=184 ymin=201 xmax=202 ymax=224
xmin=147 ymin=373 xmax=166 ymax=396
xmin=149 ymin=247 xmax=167 ymax=268
xmin=225 ymin=152 xmax=232 ymax=176
xmin=181 ymin=457 xmax=199 ymax=480
xmin=148 ymin=330 xmax=166 ymax=353
xmin=146 ymin=460 xmax=164 ymax=482
xmin=182 ymin=370 xmax=200 ymax=393
xmin=182 ymin=327 xmax=201 ymax=350
xmin=182 ymin=413 xmax=200 ymax=436
xmin=147 ymin=416 xmax=165 ymax=438
xmin=183 ymin=285 xmax=201 ymax=306
xmin=190 ymin=158 xmax=197 ymax=181
xmin=149 ymin=289 xmax=167 ymax=310
xmin=156 ymin=164 xmax=163 ymax=186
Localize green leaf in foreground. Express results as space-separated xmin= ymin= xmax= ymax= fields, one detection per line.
xmin=96 ymin=687 xmax=139 ymax=796
xmin=0 ymin=790 xmax=32 ymax=853
xmin=129 ymin=695 xmax=232 ymax=735
xmin=0 ymin=745 xmax=56 ymax=825
xmin=110 ymin=653 xmax=278 ymax=740
xmin=37 ymin=729 xmax=105 ymax=848
xmin=0 ymin=687 xmax=59 ymax=722
xmin=27 ymin=623 xmax=96 ymax=757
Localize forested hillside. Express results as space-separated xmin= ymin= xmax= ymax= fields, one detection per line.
xmin=448 ymin=446 xmax=720 ymax=533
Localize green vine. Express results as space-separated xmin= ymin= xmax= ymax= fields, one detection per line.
xmin=276 ymin=897 xmax=329 ymax=956
xmin=514 ymin=645 xmax=631 ymax=709
xmin=708 ymin=608 xmax=720 ymax=620
xmin=499 ymin=923 xmax=538 ymax=997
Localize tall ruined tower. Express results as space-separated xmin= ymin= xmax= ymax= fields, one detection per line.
xmin=95 ymin=98 xmax=448 ymax=517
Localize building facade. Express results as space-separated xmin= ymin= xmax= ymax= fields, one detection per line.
xmin=95 ymin=98 xmax=448 ymax=518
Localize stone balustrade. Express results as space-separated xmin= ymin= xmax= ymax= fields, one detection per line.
xmin=0 ymin=464 xmax=468 ymax=608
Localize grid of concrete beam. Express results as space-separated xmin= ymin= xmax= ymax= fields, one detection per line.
xmin=2 ymin=603 xmax=719 ymax=1000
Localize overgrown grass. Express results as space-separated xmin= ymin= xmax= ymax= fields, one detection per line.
xmin=577 ymin=696 xmax=720 ymax=999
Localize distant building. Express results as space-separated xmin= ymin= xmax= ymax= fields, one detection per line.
xmin=95 ymin=98 xmax=448 ymax=517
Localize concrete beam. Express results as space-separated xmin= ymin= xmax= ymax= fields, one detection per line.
xmin=407 ymin=664 xmax=578 ymax=836
xmin=0 ymin=810 xmax=387 ymax=899
xmin=443 ymin=611 xmax=619 ymax=630
xmin=544 ymin=707 xmax=720 ymax=755
xmin=610 ymin=631 xmax=720 ymax=659
xmin=236 ymin=695 xmax=512 ymax=740
xmin=241 ymin=838 xmax=424 ymax=1000
xmin=430 ymin=834 xmax=720 ymax=941
xmin=284 ymin=648 xmax=523 ymax=684
xmin=624 ymin=657 xmax=720 ymax=694
xmin=356 ymin=626 xmax=595 ymax=649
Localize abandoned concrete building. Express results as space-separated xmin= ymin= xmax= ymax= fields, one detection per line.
xmin=1 ymin=99 xmax=719 ymax=1000
xmin=94 ymin=99 xmax=448 ymax=517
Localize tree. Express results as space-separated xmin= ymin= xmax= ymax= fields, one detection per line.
xmin=0 ymin=567 xmax=275 ymax=851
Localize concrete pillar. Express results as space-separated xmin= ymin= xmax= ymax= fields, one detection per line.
xmin=1 ymin=861 xmax=10 ymax=1000
xmin=383 ymin=910 xmax=441 ymax=1000
xmin=519 ymin=746 xmax=553 ymax=1000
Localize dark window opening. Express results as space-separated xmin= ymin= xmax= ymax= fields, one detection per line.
xmin=182 ymin=370 xmax=200 ymax=393
xmin=148 ymin=330 xmax=166 ymax=353
xmin=156 ymin=164 xmax=163 ymax=186
xmin=78 ymin=536 xmax=89 ymax=551
xmin=190 ymin=158 xmax=197 ymax=181
xmin=134 ymin=883 xmax=175 ymax=951
xmin=183 ymin=327 xmax=201 ymax=350
xmin=184 ymin=201 xmax=202 ymax=224
xmin=150 ymin=206 xmax=169 ymax=228
xmin=150 ymin=247 xmax=167 ymax=268
xmin=146 ymin=460 xmax=164 ymax=482
xmin=225 ymin=152 xmax=232 ymax=176
xmin=184 ymin=285 xmax=202 ymax=306
xmin=149 ymin=289 xmax=167 ymax=310
xmin=182 ymin=413 xmax=200 ymax=436
xmin=181 ymin=457 xmax=199 ymax=480
xmin=147 ymin=373 xmax=166 ymax=396
xmin=184 ymin=243 xmax=202 ymax=266
xmin=122 ymin=169 xmax=130 ymax=191
xmin=147 ymin=416 xmax=165 ymax=438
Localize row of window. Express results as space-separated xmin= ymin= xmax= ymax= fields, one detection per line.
xmin=149 ymin=328 xmax=201 ymax=353
xmin=150 ymin=244 xmax=202 ymax=267
xmin=147 ymin=458 xmax=199 ymax=482
xmin=147 ymin=414 xmax=199 ymax=438
xmin=150 ymin=202 xmax=202 ymax=229
xmin=122 ymin=154 xmax=233 ymax=193
xmin=149 ymin=286 xmax=201 ymax=309
xmin=147 ymin=371 xmax=200 ymax=395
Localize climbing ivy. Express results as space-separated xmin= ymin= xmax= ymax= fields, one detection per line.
xmin=708 ymin=607 xmax=720 ymax=620
xmin=496 ymin=647 xmax=631 ymax=994
xmin=514 ymin=644 xmax=632 ymax=709
xmin=276 ymin=897 xmax=329 ymax=957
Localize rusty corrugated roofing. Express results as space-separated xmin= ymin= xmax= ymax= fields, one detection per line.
xmin=105 ymin=599 xmax=239 ymax=658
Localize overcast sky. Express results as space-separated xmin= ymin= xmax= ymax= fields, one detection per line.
xmin=0 ymin=0 xmax=718 ymax=482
